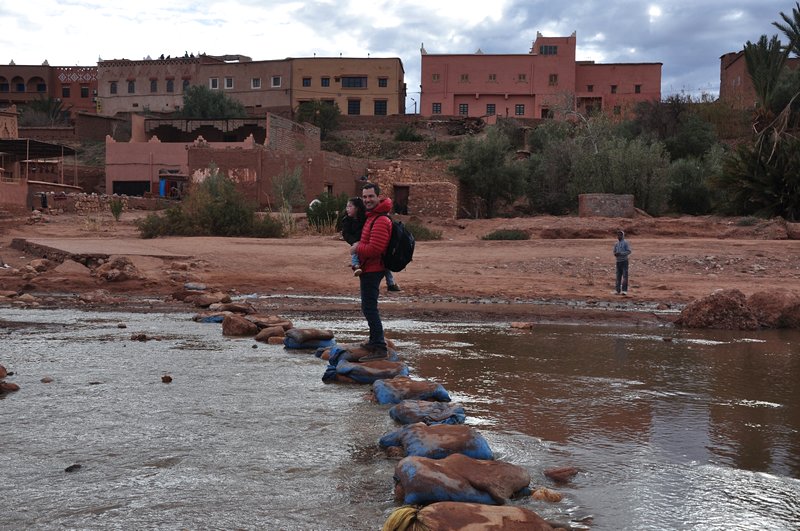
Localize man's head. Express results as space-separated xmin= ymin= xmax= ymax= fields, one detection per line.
xmin=617 ymin=230 xmax=625 ymax=241
xmin=361 ymin=183 xmax=381 ymax=210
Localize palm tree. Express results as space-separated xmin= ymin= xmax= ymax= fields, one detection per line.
xmin=773 ymin=2 xmax=800 ymax=56
xmin=743 ymin=35 xmax=791 ymax=118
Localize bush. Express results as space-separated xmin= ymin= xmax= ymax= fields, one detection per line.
xmin=394 ymin=125 xmax=424 ymax=141
xmin=481 ymin=229 xmax=530 ymax=240
xmin=109 ymin=198 xmax=124 ymax=221
xmin=137 ymin=165 xmax=286 ymax=239
xmin=321 ymin=137 xmax=353 ymax=156
xmin=405 ymin=221 xmax=442 ymax=241
xmin=425 ymin=140 xmax=460 ymax=159
xmin=736 ymin=216 xmax=760 ymax=226
xmin=307 ymin=192 xmax=348 ymax=232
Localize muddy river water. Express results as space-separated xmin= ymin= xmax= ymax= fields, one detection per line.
xmin=1 ymin=307 xmax=799 ymax=530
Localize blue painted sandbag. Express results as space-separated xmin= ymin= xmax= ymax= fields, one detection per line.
xmin=373 ymin=377 xmax=451 ymax=405
xmin=389 ymin=400 xmax=466 ymax=425
xmin=284 ymin=337 xmax=336 ymax=349
xmin=379 ymin=423 xmax=493 ymax=460
xmin=335 ymin=360 xmax=409 ymax=384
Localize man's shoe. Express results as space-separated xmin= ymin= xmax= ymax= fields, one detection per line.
xmin=621 ymin=291 xmax=628 ymax=296
xmin=387 ymin=283 xmax=401 ymax=292
xmin=353 ymin=268 xmax=362 ymax=277
xmin=360 ymin=346 xmax=388 ymax=361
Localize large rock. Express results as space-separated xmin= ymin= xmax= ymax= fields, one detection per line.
xmin=53 ymin=259 xmax=92 ymax=276
xmin=0 ymin=364 xmax=7 ymax=379
xmin=254 ymin=326 xmax=285 ymax=342
xmin=222 ymin=314 xmax=259 ymax=336
xmin=209 ymin=302 xmax=256 ymax=314
xmin=675 ymin=289 xmax=760 ymax=330
xmin=94 ymin=257 xmax=142 ymax=282
xmin=29 ymin=258 xmax=53 ymax=272
xmin=193 ymin=292 xmax=232 ymax=307
xmin=747 ymin=289 xmax=800 ymax=328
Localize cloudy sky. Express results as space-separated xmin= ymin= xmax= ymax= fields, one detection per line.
xmin=1 ymin=1 xmax=794 ymax=112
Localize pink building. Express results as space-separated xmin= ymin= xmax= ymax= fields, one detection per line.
xmin=420 ymin=32 xmax=661 ymax=119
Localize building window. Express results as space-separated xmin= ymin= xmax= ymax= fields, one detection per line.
xmin=458 ymin=103 xmax=468 ymax=115
xmin=374 ymin=100 xmax=387 ymax=115
xmin=166 ymin=79 xmax=174 ymax=92
xmin=347 ymin=99 xmax=361 ymax=115
xmin=432 ymin=102 xmax=442 ymax=114
xmin=321 ymin=77 xmax=330 ymax=87
xmin=271 ymin=76 xmax=282 ymax=88
xmin=127 ymin=81 xmax=135 ymax=94
xmin=486 ymin=103 xmax=496 ymax=115
xmin=209 ymin=77 xmax=219 ymax=89
xmin=540 ymin=45 xmax=558 ymax=55
xmin=378 ymin=77 xmax=388 ymax=88
xmin=36 ymin=83 xmax=46 ymax=92
xmin=302 ymin=77 xmax=311 ymax=87
xmin=62 ymin=85 xmax=71 ymax=98
xmin=541 ymin=108 xmax=551 ymax=119
xmin=80 ymin=85 xmax=89 ymax=98
xmin=0 ymin=83 xmax=8 ymax=92
xmin=460 ymin=73 xmax=469 ymax=82
xmin=250 ymin=78 xmax=261 ymax=89
xmin=488 ymin=74 xmax=496 ymax=81
xmin=515 ymin=104 xmax=525 ymax=116
xmin=150 ymin=79 xmax=158 ymax=93
xmin=182 ymin=79 xmax=190 ymax=91
xmin=110 ymin=81 xmax=117 ymax=94
xmin=341 ymin=76 xmax=367 ymax=88
xmin=224 ymin=77 xmax=233 ymax=89
xmin=611 ymin=85 xmax=617 ymax=94
xmin=635 ymin=84 xmax=642 ymax=94
xmin=587 ymin=84 xmax=594 ymax=93
xmin=548 ymin=74 xmax=558 ymax=86
xmin=518 ymin=73 xmax=527 ymax=81
xmin=432 ymin=73 xmax=440 ymax=82
xmin=613 ymin=106 xmax=621 ymax=115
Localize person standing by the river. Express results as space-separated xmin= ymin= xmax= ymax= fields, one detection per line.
xmin=613 ymin=230 xmax=631 ymax=295
xmin=351 ymin=182 xmax=392 ymax=360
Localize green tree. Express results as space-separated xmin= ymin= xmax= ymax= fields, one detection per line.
xmin=450 ymin=126 xmax=526 ymax=218
xmin=179 ymin=85 xmax=247 ymax=119
xmin=744 ymin=35 xmax=792 ymax=117
xmin=773 ymin=2 xmax=800 ymax=55
xmin=296 ymin=100 xmax=340 ymax=140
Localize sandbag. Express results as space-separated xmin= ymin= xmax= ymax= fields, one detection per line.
xmin=379 ymin=422 xmax=493 ymax=460
xmin=389 ymin=400 xmax=466 ymax=426
xmin=284 ymin=337 xmax=336 ymax=349
xmin=317 ymin=345 xmax=399 ymax=363
xmin=192 ymin=311 xmax=231 ymax=323
xmin=324 ymin=359 xmax=409 ymax=384
xmin=284 ymin=328 xmax=334 ymax=342
xmin=373 ymin=376 xmax=451 ymax=405
xmin=382 ymin=502 xmax=554 ymax=531
xmin=393 ymin=454 xmax=531 ymax=505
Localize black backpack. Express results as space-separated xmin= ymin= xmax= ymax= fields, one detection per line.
xmin=370 ymin=214 xmax=415 ymax=272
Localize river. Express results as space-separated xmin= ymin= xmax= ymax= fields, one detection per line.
xmin=1 ymin=307 xmax=798 ymax=530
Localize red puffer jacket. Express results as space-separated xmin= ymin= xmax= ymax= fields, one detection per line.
xmin=356 ymin=197 xmax=393 ymax=273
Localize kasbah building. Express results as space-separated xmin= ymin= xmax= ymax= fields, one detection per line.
xmin=0 ymin=31 xmax=776 ymax=218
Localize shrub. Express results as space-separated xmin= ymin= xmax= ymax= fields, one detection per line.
xmin=425 ymin=140 xmax=460 ymax=159
xmin=136 ymin=165 xmax=286 ymax=239
xmin=307 ymin=192 xmax=348 ymax=232
xmin=736 ymin=216 xmax=760 ymax=226
xmin=481 ymin=229 xmax=530 ymax=240
xmin=394 ymin=125 xmax=424 ymax=141
xmin=405 ymin=221 xmax=442 ymax=241
xmin=109 ymin=198 xmax=124 ymax=221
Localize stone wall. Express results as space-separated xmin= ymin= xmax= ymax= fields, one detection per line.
xmin=578 ymin=193 xmax=635 ymax=218
xmin=27 ymin=190 xmax=170 ymax=213
xmin=266 ymin=113 xmax=320 ymax=154
xmin=366 ymin=160 xmax=458 ymax=218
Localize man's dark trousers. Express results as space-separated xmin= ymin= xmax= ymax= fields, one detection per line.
xmin=616 ymin=260 xmax=629 ymax=293
xmin=360 ymin=271 xmax=387 ymax=348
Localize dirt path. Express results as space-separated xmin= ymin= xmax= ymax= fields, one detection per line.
xmin=2 ymin=211 xmax=799 ymax=324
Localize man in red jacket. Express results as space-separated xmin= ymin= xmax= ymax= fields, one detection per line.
xmin=350 ymin=182 xmax=392 ymax=360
